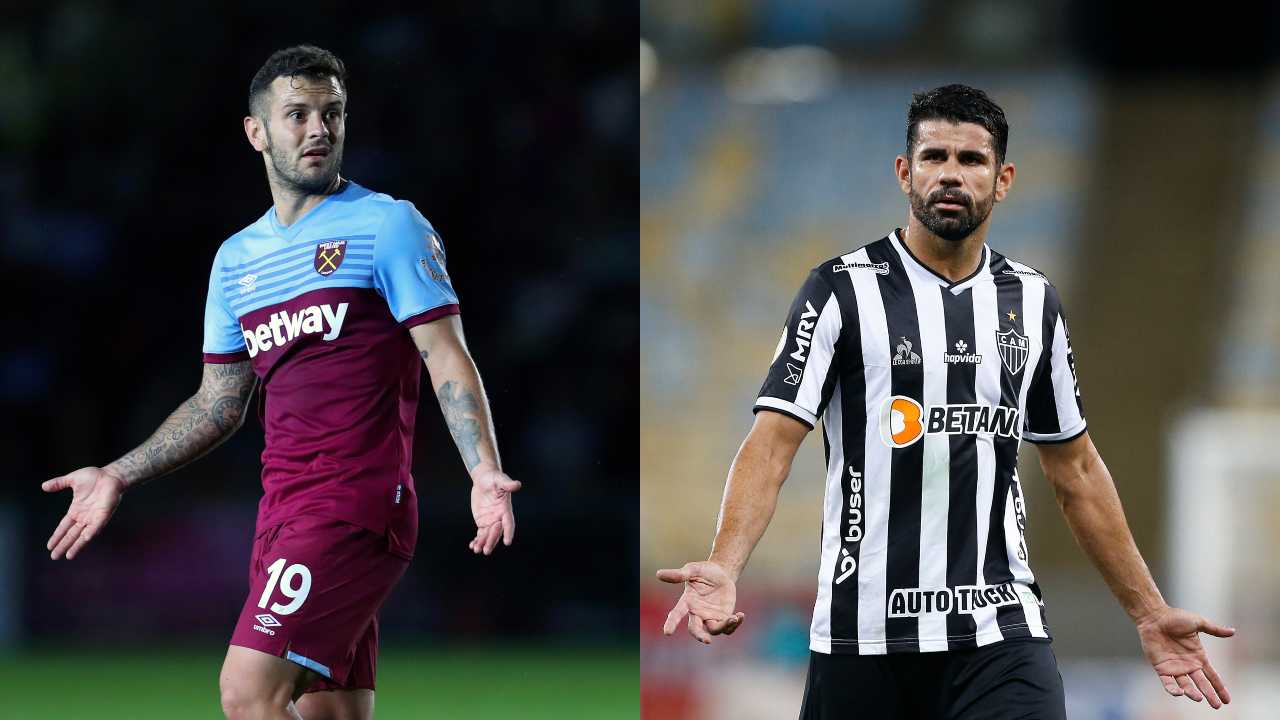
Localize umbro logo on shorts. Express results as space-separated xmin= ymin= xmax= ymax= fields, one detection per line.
xmin=253 ymin=613 xmax=281 ymax=635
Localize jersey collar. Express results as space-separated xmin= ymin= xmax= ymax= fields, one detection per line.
xmin=889 ymin=228 xmax=990 ymax=294
xmin=268 ymin=179 xmax=353 ymax=241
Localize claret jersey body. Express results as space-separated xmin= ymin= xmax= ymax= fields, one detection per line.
xmin=202 ymin=181 xmax=459 ymax=559
xmin=755 ymin=230 xmax=1085 ymax=655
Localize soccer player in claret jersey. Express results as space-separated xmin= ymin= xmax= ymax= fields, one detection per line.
xmin=41 ymin=45 xmax=520 ymax=720
xmin=657 ymin=85 xmax=1236 ymax=717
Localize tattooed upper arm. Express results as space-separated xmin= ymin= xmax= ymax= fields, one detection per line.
xmin=408 ymin=314 xmax=467 ymax=361
xmin=202 ymin=360 xmax=256 ymax=397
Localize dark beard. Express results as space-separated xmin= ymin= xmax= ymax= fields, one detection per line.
xmin=265 ymin=137 xmax=343 ymax=195
xmin=908 ymin=186 xmax=993 ymax=242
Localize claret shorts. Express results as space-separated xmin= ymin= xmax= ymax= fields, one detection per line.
xmin=229 ymin=513 xmax=410 ymax=692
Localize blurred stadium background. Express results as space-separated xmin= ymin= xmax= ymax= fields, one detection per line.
xmin=641 ymin=1 xmax=1279 ymax=718
xmin=0 ymin=2 xmax=636 ymax=718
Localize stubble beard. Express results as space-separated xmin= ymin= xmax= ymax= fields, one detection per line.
xmin=264 ymin=132 xmax=343 ymax=196
xmin=908 ymin=183 xmax=995 ymax=243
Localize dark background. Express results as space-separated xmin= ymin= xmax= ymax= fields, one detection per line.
xmin=1 ymin=1 xmax=636 ymax=652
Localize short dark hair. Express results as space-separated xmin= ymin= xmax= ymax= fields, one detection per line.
xmin=248 ymin=45 xmax=347 ymax=118
xmin=906 ymin=84 xmax=1009 ymax=165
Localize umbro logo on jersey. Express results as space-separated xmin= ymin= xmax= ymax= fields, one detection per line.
xmin=833 ymin=260 xmax=889 ymax=275
xmin=997 ymin=328 xmax=1030 ymax=374
xmin=241 ymin=302 xmax=350 ymax=358
xmin=892 ymin=337 xmax=921 ymax=366
xmin=878 ymin=396 xmax=1021 ymax=448
xmin=314 ymin=239 xmax=348 ymax=276
xmin=239 ymin=274 xmax=258 ymax=295
xmin=943 ymin=339 xmax=982 ymax=365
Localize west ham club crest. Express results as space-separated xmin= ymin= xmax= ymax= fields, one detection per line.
xmin=314 ymin=239 xmax=347 ymax=276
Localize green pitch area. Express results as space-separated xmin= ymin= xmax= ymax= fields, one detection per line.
xmin=0 ymin=645 xmax=638 ymax=719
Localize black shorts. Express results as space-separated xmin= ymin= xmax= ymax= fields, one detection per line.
xmin=799 ymin=638 xmax=1066 ymax=719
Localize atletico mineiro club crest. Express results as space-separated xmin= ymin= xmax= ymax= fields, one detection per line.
xmin=996 ymin=327 xmax=1029 ymax=375
xmin=314 ymin=239 xmax=347 ymax=276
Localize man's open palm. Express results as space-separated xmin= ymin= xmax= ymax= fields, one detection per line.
xmin=657 ymin=561 xmax=746 ymax=644
xmin=42 ymin=467 xmax=125 ymax=560
xmin=1136 ymin=606 xmax=1235 ymax=709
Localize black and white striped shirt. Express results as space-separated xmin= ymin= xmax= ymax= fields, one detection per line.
xmin=755 ymin=229 xmax=1085 ymax=655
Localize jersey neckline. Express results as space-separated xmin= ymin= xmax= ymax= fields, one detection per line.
xmin=889 ymin=228 xmax=989 ymax=293
xmin=267 ymin=178 xmax=356 ymax=240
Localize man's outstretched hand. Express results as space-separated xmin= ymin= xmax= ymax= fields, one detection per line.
xmin=656 ymin=561 xmax=746 ymax=644
xmin=42 ymin=466 xmax=125 ymax=560
xmin=469 ymin=467 xmax=520 ymax=555
xmin=1136 ymin=606 xmax=1235 ymax=709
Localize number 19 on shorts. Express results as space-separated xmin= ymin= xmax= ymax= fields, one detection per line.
xmin=258 ymin=558 xmax=312 ymax=615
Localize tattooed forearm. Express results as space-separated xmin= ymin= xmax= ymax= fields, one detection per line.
xmin=109 ymin=361 xmax=257 ymax=488
xmin=412 ymin=318 xmax=502 ymax=475
xmin=437 ymin=380 xmax=483 ymax=471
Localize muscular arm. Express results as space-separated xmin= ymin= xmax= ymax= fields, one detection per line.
xmin=1039 ymin=432 xmax=1237 ymax=706
xmin=410 ymin=315 xmax=519 ymax=554
xmin=657 ymin=410 xmax=809 ymax=641
xmin=1037 ymin=431 xmax=1165 ymax=621
xmin=707 ymin=411 xmax=810 ymax=581
xmin=410 ymin=315 xmax=500 ymax=476
xmin=107 ymin=361 xmax=257 ymax=488
xmin=43 ymin=360 xmax=257 ymax=560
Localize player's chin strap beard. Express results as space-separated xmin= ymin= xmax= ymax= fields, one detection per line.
xmin=271 ymin=159 xmax=343 ymax=197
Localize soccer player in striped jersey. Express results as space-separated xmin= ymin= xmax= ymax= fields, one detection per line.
xmin=40 ymin=46 xmax=519 ymax=720
xmin=658 ymin=85 xmax=1234 ymax=716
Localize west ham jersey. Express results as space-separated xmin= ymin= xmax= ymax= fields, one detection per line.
xmin=202 ymin=181 xmax=459 ymax=559
xmin=755 ymin=230 xmax=1086 ymax=655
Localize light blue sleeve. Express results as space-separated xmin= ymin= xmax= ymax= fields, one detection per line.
xmin=202 ymin=245 xmax=248 ymax=359
xmin=373 ymin=200 xmax=460 ymax=325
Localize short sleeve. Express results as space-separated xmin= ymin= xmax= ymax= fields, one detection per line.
xmin=1023 ymin=286 xmax=1086 ymax=443
xmin=202 ymin=246 xmax=249 ymax=363
xmin=372 ymin=200 xmax=461 ymax=328
xmin=753 ymin=269 xmax=843 ymax=429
